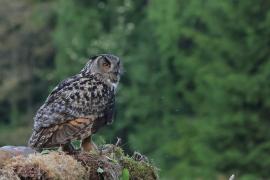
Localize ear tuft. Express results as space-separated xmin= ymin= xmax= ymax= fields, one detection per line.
xmin=89 ymin=55 xmax=99 ymax=60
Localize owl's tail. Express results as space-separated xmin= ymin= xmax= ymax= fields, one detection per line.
xmin=28 ymin=130 xmax=43 ymax=151
xmin=28 ymin=127 xmax=57 ymax=151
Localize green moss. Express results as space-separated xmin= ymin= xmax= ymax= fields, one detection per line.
xmin=120 ymin=156 xmax=159 ymax=180
xmin=114 ymin=146 xmax=125 ymax=159
xmin=99 ymin=145 xmax=159 ymax=180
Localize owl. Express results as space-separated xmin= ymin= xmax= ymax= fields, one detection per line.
xmin=28 ymin=54 xmax=122 ymax=152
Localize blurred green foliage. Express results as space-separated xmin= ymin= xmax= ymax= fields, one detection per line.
xmin=0 ymin=0 xmax=270 ymax=179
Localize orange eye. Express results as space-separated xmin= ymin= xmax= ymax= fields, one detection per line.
xmin=103 ymin=62 xmax=110 ymax=68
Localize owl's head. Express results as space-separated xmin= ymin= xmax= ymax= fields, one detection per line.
xmin=81 ymin=54 xmax=123 ymax=87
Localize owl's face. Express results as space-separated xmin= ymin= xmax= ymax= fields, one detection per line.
xmin=81 ymin=54 xmax=122 ymax=85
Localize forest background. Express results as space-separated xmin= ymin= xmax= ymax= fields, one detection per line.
xmin=0 ymin=0 xmax=270 ymax=179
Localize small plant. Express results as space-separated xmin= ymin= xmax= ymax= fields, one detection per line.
xmin=120 ymin=168 xmax=130 ymax=180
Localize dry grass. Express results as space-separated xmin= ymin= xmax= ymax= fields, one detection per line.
xmin=0 ymin=150 xmax=14 ymax=168
xmin=0 ymin=168 xmax=19 ymax=180
xmin=3 ymin=152 xmax=86 ymax=179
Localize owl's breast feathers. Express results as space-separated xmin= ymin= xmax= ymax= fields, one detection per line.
xmin=29 ymin=74 xmax=115 ymax=149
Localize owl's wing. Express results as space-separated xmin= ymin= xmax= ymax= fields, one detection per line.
xmin=29 ymin=75 xmax=115 ymax=149
xmin=33 ymin=75 xmax=92 ymax=130
xmin=45 ymin=74 xmax=82 ymax=104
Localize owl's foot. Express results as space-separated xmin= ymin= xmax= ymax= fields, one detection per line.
xmin=82 ymin=136 xmax=98 ymax=152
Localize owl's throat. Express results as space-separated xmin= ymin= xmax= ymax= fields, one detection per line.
xmin=107 ymin=79 xmax=118 ymax=91
xmin=92 ymin=73 xmax=119 ymax=92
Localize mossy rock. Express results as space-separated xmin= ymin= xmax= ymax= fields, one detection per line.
xmin=73 ymin=152 xmax=122 ymax=180
xmin=0 ymin=145 xmax=159 ymax=180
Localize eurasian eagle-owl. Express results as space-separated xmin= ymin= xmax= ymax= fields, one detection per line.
xmin=28 ymin=54 xmax=122 ymax=152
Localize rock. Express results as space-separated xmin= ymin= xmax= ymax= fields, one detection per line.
xmin=0 ymin=146 xmax=36 ymax=167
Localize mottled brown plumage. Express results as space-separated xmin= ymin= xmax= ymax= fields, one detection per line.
xmin=28 ymin=54 xmax=122 ymax=152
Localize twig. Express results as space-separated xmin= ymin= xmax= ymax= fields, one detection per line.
xmin=115 ymin=137 xmax=122 ymax=147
